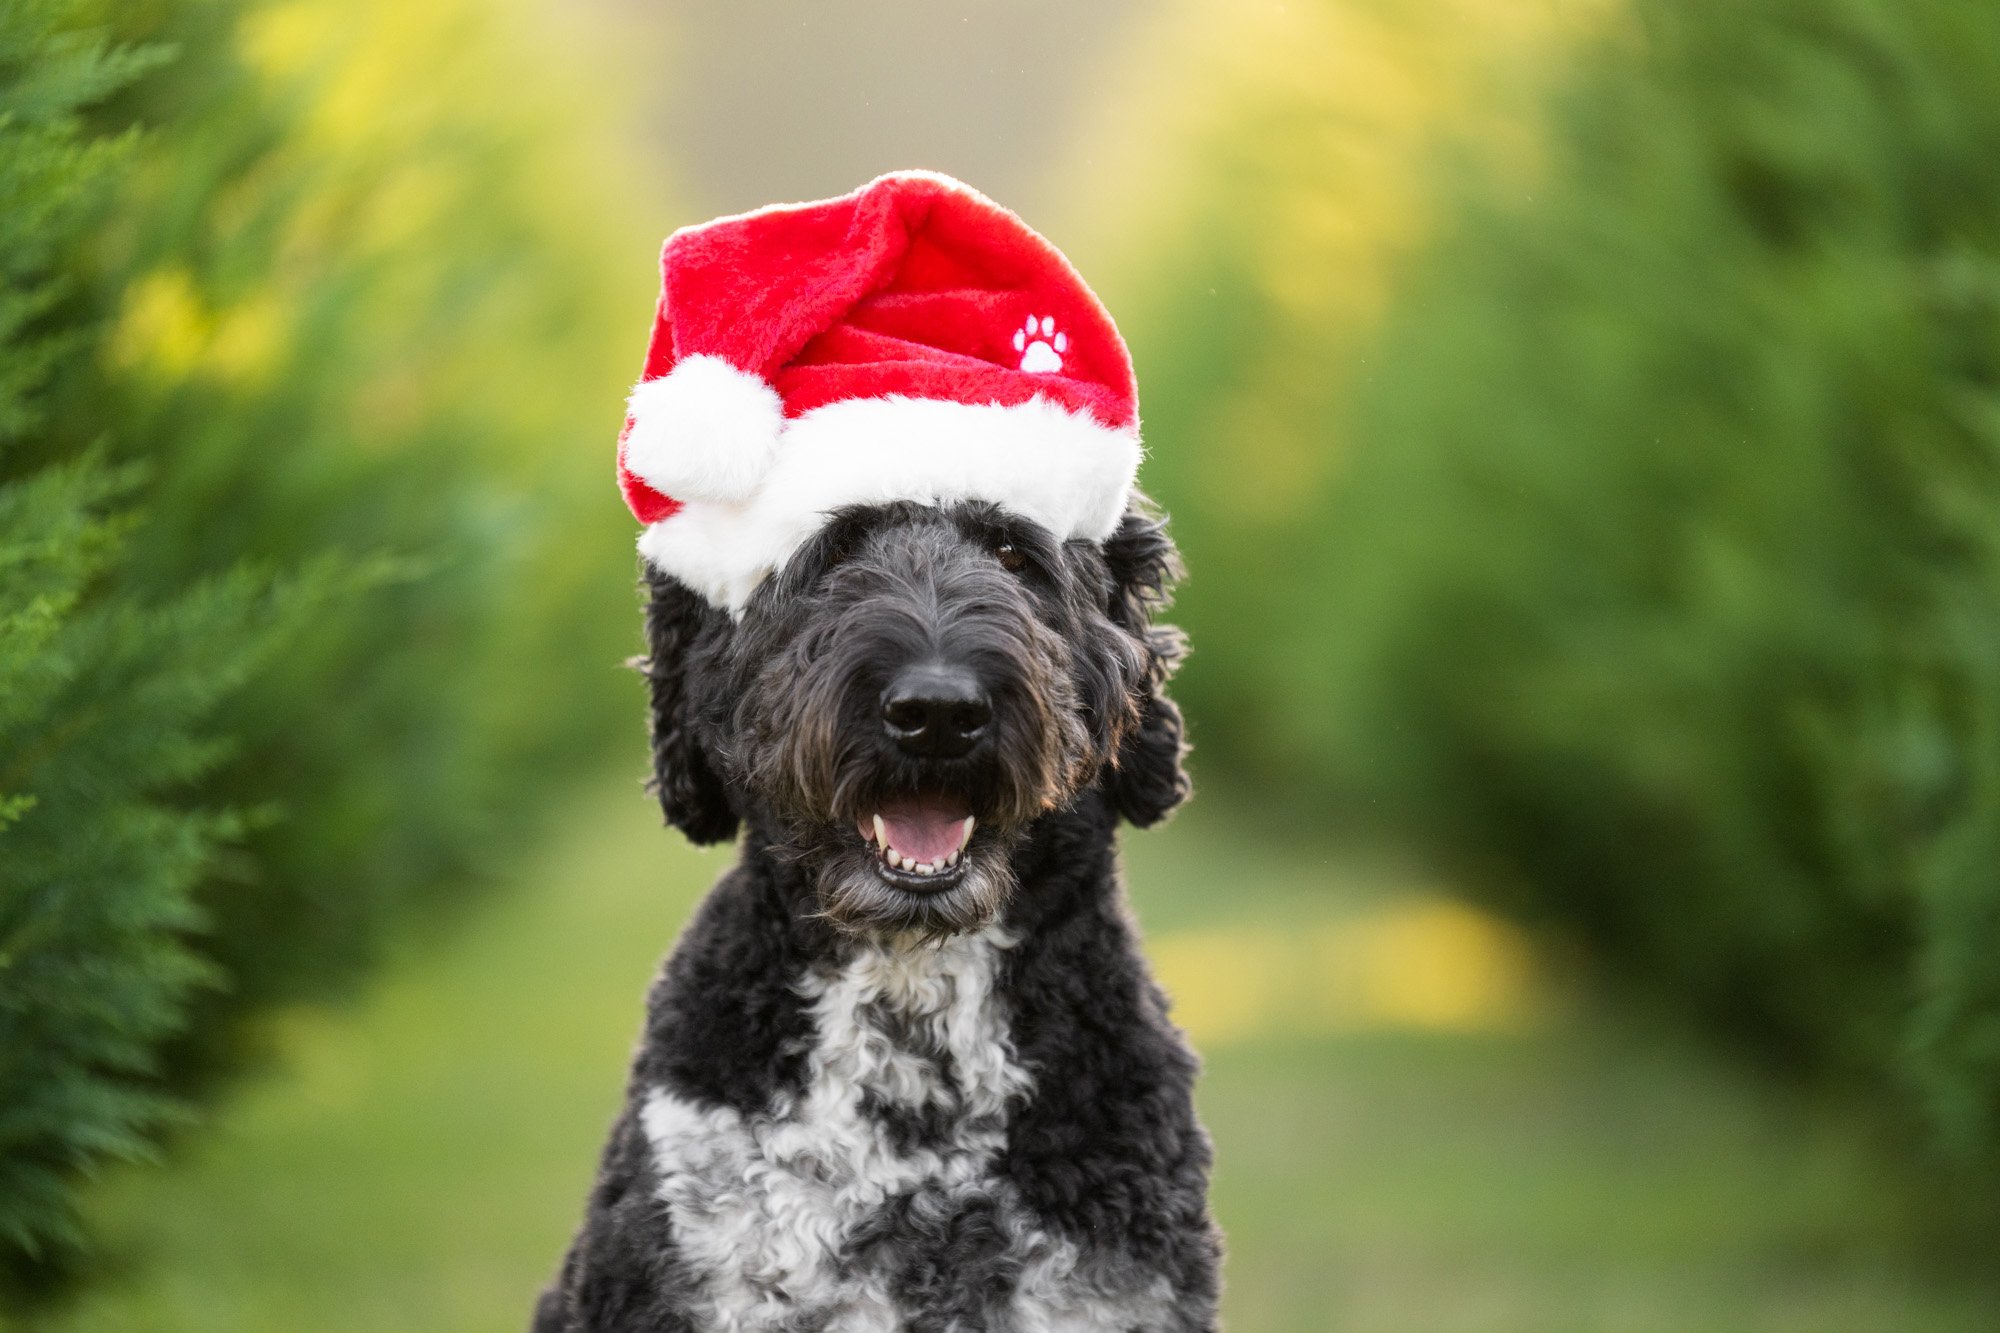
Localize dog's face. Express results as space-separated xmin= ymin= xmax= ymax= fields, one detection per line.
xmin=640 ymin=499 xmax=1189 ymax=938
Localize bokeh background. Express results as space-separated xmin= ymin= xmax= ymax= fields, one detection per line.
xmin=5 ymin=0 xmax=1999 ymax=1328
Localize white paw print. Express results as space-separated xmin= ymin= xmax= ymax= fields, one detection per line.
xmin=1013 ymin=314 xmax=1067 ymax=373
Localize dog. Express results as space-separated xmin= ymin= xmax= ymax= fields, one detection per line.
xmin=531 ymin=492 xmax=1220 ymax=1331
xmin=533 ymin=168 xmax=1221 ymax=1332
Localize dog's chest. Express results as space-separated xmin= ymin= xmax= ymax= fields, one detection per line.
xmin=639 ymin=928 xmax=1169 ymax=1331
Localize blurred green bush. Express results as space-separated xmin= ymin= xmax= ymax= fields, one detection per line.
xmin=1062 ymin=0 xmax=1594 ymax=781
xmin=1 ymin=0 xmax=652 ymax=1300
xmin=1120 ymin=0 xmax=2000 ymax=1222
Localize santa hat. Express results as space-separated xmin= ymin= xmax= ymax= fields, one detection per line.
xmin=616 ymin=170 xmax=1142 ymax=611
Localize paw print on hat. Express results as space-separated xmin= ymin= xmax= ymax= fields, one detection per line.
xmin=1014 ymin=315 xmax=1067 ymax=373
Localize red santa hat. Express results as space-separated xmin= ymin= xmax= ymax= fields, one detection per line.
xmin=616 ymin=170 xmax=1142 ymax=611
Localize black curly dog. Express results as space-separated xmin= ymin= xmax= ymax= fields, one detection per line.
xmin=534 ymin=497 xmax=1220 ymax=1331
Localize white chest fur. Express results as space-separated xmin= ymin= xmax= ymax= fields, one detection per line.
xmin=639 ymin=927 xmax=1171 ymax=1331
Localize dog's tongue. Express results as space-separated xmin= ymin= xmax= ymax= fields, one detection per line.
xmin=864 ymin=797 xmax=973 ymax=865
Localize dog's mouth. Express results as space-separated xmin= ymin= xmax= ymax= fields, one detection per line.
xmin=855 ymin=794 xmax=976 ymax=890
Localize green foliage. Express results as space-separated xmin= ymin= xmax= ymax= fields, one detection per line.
xmin=1141 ymin=0 xmax=2000 ymax=1210
xmin=71 ymin=0 xmax=651 ymax=1081
xmin=1 ymin=0 xmax=651 ymax=1300
xmin=0 ymin=457 xmax=306 ymax=1289
xmin=0 ymin=1 xmax=233 ymax=1286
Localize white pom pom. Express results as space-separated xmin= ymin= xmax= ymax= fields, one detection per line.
xmin=623 ymin=354 xmax=785 ymax=503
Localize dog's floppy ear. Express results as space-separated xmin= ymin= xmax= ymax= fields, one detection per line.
xmin=1101 ymin=500 xmax=1192 ymax=827
xmin=639 ymin=568 xmax=739 ymax=844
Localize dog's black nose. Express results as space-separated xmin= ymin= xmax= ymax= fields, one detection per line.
xmin=882 ymin=664 xmax=992 ymax=759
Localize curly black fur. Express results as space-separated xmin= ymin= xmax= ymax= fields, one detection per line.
xmin=536 ymin=497 xmax=1217 ymax=1332
xmin=638 ymin=579 xmax=739 ymax=845
xmin=1100 ymin=507 xmax=1194 ymax=827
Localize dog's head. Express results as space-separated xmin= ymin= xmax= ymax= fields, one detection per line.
xmin=639 ymin=498 xmax=1188 ymax=937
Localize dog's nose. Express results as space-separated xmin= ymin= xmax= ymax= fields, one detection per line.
xmin=882 ymin=664 xmax=992 ymax=759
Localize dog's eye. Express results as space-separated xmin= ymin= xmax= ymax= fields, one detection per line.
xmin=994 ymin=543 xmax=1028 ymax=574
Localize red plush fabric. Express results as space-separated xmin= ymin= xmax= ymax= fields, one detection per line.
xmin=617 ymin=172 xmax=1139 ymax=526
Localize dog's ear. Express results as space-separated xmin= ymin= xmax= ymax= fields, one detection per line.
xmin=639 ymin=568 xmax=739 ymax=844
xmin=1101 ymin=501 xmax=1192 ymax=827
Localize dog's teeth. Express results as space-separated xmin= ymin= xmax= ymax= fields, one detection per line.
xmin=958 ymin=817 xmax=976 ymax=852
xmin=915 ymin=861 xmax=935 ymax=876
xmin=886 ymin=848 xmax=904 ymax=870
xmin=944 ymin=849 xmax=959 ymax=868
xmin=872 ymin=813 xmax=887 ymax=848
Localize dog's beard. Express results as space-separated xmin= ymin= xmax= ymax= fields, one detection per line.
xmin=783 ymin=820 xmax=1025 ymax=940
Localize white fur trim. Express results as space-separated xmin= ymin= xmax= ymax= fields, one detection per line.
xmin=638 ymin=394 xmax=1139 ymax=612
xmin=624 ymin=354 xmax=786 ymax=504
